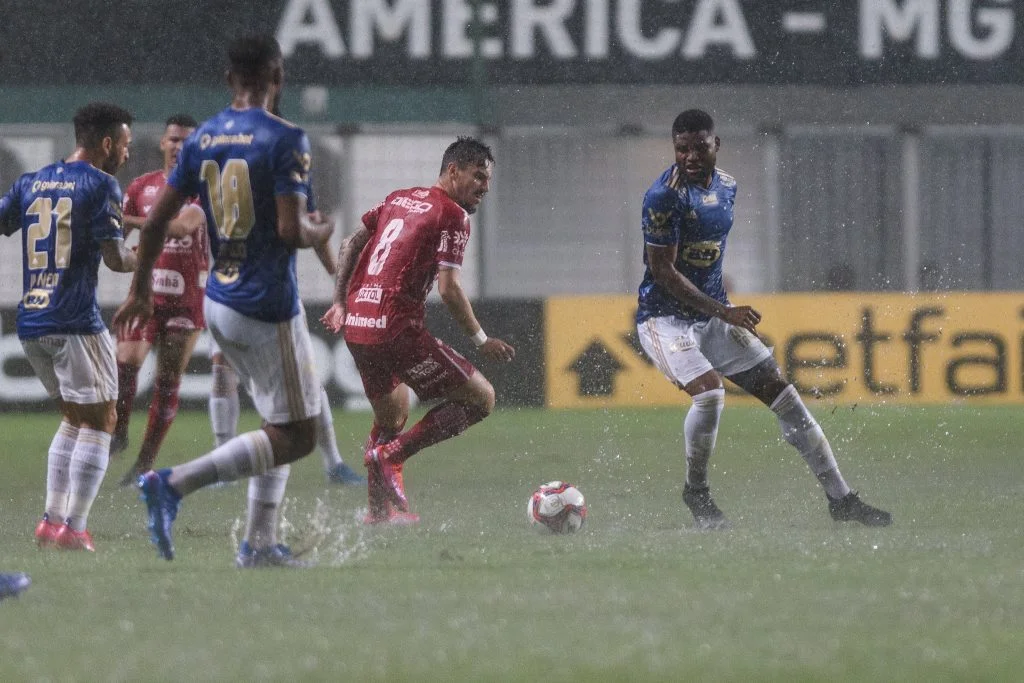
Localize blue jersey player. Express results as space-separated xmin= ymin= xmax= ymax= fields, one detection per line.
xmin=0 ymin=102 xmax=137 ymax=551
xmin=636 ymin=109 xmax=891 ymax=529
xmin=114 ymin=35 xmax=334 ymax=565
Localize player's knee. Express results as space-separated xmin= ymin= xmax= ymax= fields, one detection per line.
xmin=292 ymin=419 xmax=318 ymax=457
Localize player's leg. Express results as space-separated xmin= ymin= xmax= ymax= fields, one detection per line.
xmin=209 ymin=345 xmax=240 ymax=448
xmin=112 ymin=333 xmax=152 ymax=455
xmin=138 ymin=301 xmax=320 ymax=560
xmin=118 ymin=327 xmax=201 ymax=485
xmin=318 ymin=386 xmax=366 ymax=485
xmin=49 ymin=332 xmax=119 ymax=550
xmin=21 ymin=339 xmax=75 ymax=545
xmin=637 ymin=317 xmax=729 ymax=530
xmin=727 ymin=360 xmax=891 ymax=526
xmin=357 ymin=383 xmax=411 ymax=523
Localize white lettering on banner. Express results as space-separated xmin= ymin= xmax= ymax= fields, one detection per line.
xmin=345 ymin=313 xmax=388 ymax=329
xmin=276 ymin=0 xmax=1016 ymax=63
xmin=152 ymin=269 xmax=185 ymax=296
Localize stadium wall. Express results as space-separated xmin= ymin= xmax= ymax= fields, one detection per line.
xmin=2 ymin=293 xmax=1024 ymax=412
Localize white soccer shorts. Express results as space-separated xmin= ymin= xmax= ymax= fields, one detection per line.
xmin=637 ymin=315 xmax=772 ymax=387
xmin=203 ymin=298 xmax=321 ymax=424
xmin=21 ymin=330 xmax=118 ymax=404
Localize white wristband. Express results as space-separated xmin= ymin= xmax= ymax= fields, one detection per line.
xmin=471 ymin=329 xmax=488 ymax=347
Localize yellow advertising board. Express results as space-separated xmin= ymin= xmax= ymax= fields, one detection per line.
xmin=545 ymin=293 xmax=1024 ymax=408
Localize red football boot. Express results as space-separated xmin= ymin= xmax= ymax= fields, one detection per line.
xmin=34 ymin=515 xmax=62 ymax=548
xmin=55 ymin=524 xmax=95 ymax=552
xmin=364 ymin=446 xmax=409 ymax=512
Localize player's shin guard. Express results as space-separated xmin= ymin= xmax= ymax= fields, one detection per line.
xmin=137 ymin=376 xmax=180 ymax=469
xmin=245 ymin=465 xmax=290 ymax=548
xmin=389 ymin=402 xmax=487 ymax=465
xmin=45 ymin=421 xmax=78 ymax=523
xmin=65 ymin=428 xmax=110 ymax=532
xmin=684 ymin=388 xmax=724 ymax=489
xmin=770 ymin=385 xmax=851 ymax=500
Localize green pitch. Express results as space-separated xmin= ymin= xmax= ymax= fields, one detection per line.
xmin=1 ymin=405 xmax=1023 ymax=681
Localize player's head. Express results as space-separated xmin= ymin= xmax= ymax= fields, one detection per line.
xmin=672 ymin=109 xmax=719 ymax=186
xmin=73 ymin=102 xmax=134 ymax=175
xmin=227 ymin=35 xmax=284 ymax=110
xmin=438 ymin=137 xmax=494 ymax=214
xmin=160 ymin=114 xmax=197 ymax=172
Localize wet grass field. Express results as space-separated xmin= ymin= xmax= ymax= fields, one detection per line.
xmin=1 ymin=404 xmax=1022 ymax=681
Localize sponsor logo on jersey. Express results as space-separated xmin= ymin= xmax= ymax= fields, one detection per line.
xmin=152 ymin=268 xmax=185 ymax=295
xmin=345 ymin=313 xmax=388 ymax=329
xmin=166 ymin=316 xmax=197 ymax=331
xmin=199 ymin=133 xmax=254 ymax=150
xmin=390 ymin=196 xmax=433 ymax=214
xmin=701 ymin=193 xmax=719 ymax=205
xmin=354 ymin=285 xmax=383 ymax=304
xmin=144 ymin=186 xmax=158 ymax=197
xmin=31 ymin=180 xmax=75 ymax=193
xmin=681 ymin=240 xmax=722 ymax=268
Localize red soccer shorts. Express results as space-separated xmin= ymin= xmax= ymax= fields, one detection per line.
xmin=118 ymin=304 xmax=205 ymax=344
xmin=347 ymin=325 xmax=477 ymax=401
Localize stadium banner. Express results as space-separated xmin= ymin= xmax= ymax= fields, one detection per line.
xmin=0 ymin=301 xmax=544 ymax=412
xmin=1 ymin=0 xmax=1021 ymax=86
xmin=546 ymin=293 xmax=1024 ymax=408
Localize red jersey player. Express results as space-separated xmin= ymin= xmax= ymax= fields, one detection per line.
xmin=322 ymin=137 xmax=515 ymax=524
xmin=112 ymin=114 xmax=208 ymax=484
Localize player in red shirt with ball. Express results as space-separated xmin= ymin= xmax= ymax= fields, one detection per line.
xmin=322 ymin=137 xmax=514 ymax=524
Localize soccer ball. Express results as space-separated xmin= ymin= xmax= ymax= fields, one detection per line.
xmin=527 ymin=481 xmax=587 ymax=534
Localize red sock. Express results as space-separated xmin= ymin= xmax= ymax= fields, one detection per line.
xmin=137 ymin=376 xmax=180 ymax=469
xmin=389 ymin=403 xmax=486 ymax=465
xmin=114 ymin=362 xmax=140 ymax=440
xmin=364 ymin=418 xmax=407 ymax=452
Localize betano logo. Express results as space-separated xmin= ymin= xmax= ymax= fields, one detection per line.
xmin=545 ymin=293 xmax=1024 ymax=408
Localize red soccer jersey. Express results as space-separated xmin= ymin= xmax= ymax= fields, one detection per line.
xmin=345 ymin=185 xmax=470 ymax=344
xmin=123 ymin=169 xmax=209 ymax=311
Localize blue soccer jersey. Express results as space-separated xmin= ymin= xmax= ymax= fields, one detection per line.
xmin=636 ymin=165 xmax=737 ymax=324
xmin=168 ymin=107 xmax=313 ymax=323
xmin=0 ymin=161 xmax=124 ymax=338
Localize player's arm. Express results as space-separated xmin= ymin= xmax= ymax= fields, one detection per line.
xmin=647 ymin=244 xmax=760 ymax=333
xmin=320 ymin=225 xmax=369 ymax=333
xmin=165 ymin=204 xmax=205 ymax=239
xmin=100 ymin=239 xmax=137 ymax=273
xmin=437 ymin=266 xmax=515 ymax=363
xmin=0 ymin=177 xmax=25 ymax=236
xmin=276 ymin=194 xmax=332 ymax=248
xmin=310 ymin=211 xmax=337 ymax=275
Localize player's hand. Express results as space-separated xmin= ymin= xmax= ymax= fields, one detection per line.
xmin=320 ymin=302 xmax=346 ymax=334
xmin=721 ymin=305 xmax=761 ymax=333
xmin=112 ymin=294 xmax=154 ymax=337
xmin=479 ymin=337 xmax=515 ymax=363
xmin=309 ymin=211 xmax=334 ymax=246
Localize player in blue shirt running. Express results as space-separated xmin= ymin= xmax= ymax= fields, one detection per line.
xmin=636 ymin=109 xmax=891 ymax=529
xmin=0 ymin=102 xmax=138 ymax=551
xmin=115 ymin=35 xmax=334 ymax=565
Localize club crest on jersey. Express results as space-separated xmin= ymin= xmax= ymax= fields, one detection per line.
xmin=681 ymin=240 xmax=722 ymax=268
xmin=701 ymin=193 xmax=719 ymax=205
xmin=411 ymin=189 xmax=430 ymax=199
xmin=354 ymin=285 xmax=383 ymax=304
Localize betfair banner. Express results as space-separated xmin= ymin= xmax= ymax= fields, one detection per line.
xmin=546 ymin=293 xmax=1024 ymax=408
xmin=1 ymin=0 xmax=1021 ymax=85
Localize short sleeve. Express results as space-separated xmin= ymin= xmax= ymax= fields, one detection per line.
xmin=437 ymin=207 xmax=470 ymax=269
xmin=273 ymin=128 xmax=312 ymax=198
xmin=167 ymin=132 xmax=200 ymax=197
xmin=360 ymin=201 xmax=384 ymax=234
xmin=641 ymin=184 xmax=681 ymax=248
xmin=91 ymin=176 xmax=125 ymax=242
xmin=0 ymin=175 xmax=25 ymax=236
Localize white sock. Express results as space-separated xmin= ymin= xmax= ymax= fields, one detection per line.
xmin=168 ymin=430 xmax=274 ymax=496
xmin=684 ymin=388 xmax=724 ymax=488
xmin=209 ymin=363 xmax=240 ymax=447
xmin=316 ymin=387 xmax=343 ymax=470
xmin=65 ymin=428 xmax=110 ymax=532
xmin=245 ymin=464 xmax=291 ymax=548
xmin=45 ymin=421 xmax=78 ymax=523
xmin=770 ymin=385 xmax=851 ymax=500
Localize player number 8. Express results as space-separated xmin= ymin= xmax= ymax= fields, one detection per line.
xmin=367 ymin=218 xmax=404 ymax=275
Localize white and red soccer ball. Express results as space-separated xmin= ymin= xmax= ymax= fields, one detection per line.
xmin=527 ymin=481 xmax=587 ymax=534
